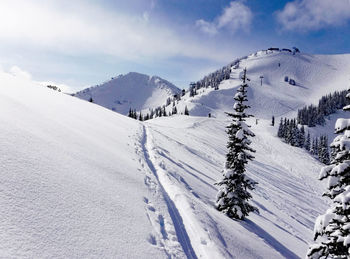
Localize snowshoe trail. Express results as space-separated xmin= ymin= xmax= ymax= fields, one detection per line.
xmin=134 ymin=125 xmax=196 ymax=258
xmin=141 ymin=124 xmax=226 ymax=259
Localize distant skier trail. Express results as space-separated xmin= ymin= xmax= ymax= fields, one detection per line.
xmin=141 ymin=125 xmax=197 ymax=259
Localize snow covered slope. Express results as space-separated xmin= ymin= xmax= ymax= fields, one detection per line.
xmin=142 ymin=115 xmax=328 ymax=258
xmin=74 ymin=72 xmax=180 ymax=115
xmin=0 ymin=72 xmax=186 ymax=258
xmin=174 ymin=51 xmax=350 ymax=119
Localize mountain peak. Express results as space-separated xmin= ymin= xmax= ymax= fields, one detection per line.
xmin=75 ymin=72 xmax=180 ymax=115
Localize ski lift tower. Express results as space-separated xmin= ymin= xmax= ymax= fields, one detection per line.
xmin=259 ymin=75 xmax=264 ymax=86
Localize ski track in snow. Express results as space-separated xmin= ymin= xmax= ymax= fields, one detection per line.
xmin=137 ymin=125 xmax=197 ymax=259
xmin=140 ymin=124 xmax=229 ymax=259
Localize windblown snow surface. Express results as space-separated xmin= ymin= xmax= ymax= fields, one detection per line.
xmin=1 ymin=51 xmax=350 ymax=258
xmin=74 ymin=72 xmax=180 ymax=115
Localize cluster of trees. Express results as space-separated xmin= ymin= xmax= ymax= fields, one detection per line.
xmin=307 ymin=89 xmax=350 ymax=258
xmin=265 ymin=47 xmax=299 ymax=54
xmin=297 ymin=90 xmax=349 ymax=127
xmin=277 ymin=118 xmax=330 ymax=164
xmin=189 ymin=59 xmax=244 ymax=97
xmin=128 ymin=105 xmax=189 ymax=121
xmin=47 ymin=85 xmax=61 ymax=92
xmin=310 ymin=135 xmax=330 ymax=165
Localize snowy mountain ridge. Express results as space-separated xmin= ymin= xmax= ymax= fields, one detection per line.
xmin=163 ymin=50 xmax=350 ymax=120
xmin=74 ymin=72 xmax=181 ymax=115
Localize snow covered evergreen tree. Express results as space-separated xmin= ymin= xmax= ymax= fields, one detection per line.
xmin=172 ymin=106 xmax=177 ymax=115
xmin=298 ymin=125 xmax=306 ymax=148
xmin=138 ymin=112 xmax=143 ymax=121
xmin=184 ymin=106 xmax=189 ymax=116
xmin=307 ymin=89 xmax=350 ymax=258
xmin=277 ymin=118 xmax=284 ymax=138
xmin=314 ymin=138 xmax=319 ymax=157
xmin=318 ymin=135 xmax=330 ymax=165
xmin=305 ymin=132 xmax=311 ymax=151
xmin=215 ymin=68 xmax=258 ymax=220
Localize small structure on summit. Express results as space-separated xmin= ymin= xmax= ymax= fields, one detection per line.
xmin=292 ymin=47 xmax=300 ymax=55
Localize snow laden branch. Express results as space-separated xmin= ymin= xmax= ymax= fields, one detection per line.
xmin=215 ymin=68 xmax=258 ymax=220
xmin=307 ymin=89 xmax=350 ymax=258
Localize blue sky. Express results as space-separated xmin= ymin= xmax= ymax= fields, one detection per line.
xmin=0 ymin=0 xmax=349 ymax=92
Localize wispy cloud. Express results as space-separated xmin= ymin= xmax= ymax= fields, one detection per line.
xmin=0 ymin=0 xmax=231 ymax=63
xmin=276 ymin=0 xmax=350 ymax=31
xmin=196 ymin=1 xmax=252 ymax=35
xmin=195 ymin=20 xmax=218 ymax=35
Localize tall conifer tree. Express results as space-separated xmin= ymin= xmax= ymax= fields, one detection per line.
xmin=215 ymin=68 xmax=258 ymax=220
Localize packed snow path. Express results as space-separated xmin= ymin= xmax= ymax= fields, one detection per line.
xmin=138 ymin=125 xmax=197 ymax=258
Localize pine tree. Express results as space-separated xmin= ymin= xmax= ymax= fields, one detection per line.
xmin=283 ymin=118 xmax=288 ymax=139
xmin=277 ymin=118 xmax=284 ymax=138
xmin=172 ymin=106 xmax=177 ymax=115
xmin=310 ymin=138 xmax=315 ymax=155
xmin=318 ymin=136 xmax=330 ymax=165
xmin=304 ymin=132 xmax=311 ymax=152
xmin=317 ymin=136 xmax=323 ymax=159
xmin=307 ymin=89 xmax=350 ymax=258
xmin=138 ymin=112 xmax=143 ymax=121
xmin=313 ymin=137 xmax=319 ymax=157
xmin=286 ymin=119 xmax=293 ymax=144
xmin=298 ymin=125 xmax=305 ymax=148
xmin=291 ymin=119 xmax=299 ymax=146
xmin=150 ymin=109 xmax=154 ymax=119
xmin=184 ymin=106 xmax=189 ymax=116
xmin=215 ymin=68 xmax=258 ymax=220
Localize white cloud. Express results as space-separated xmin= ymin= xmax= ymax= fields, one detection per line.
xmin=196 ymin=1 xmax=252 ymax=35
xmin=0 ymin=0 xmax=231 ymax=63
xmin=276 ymin=0 xmax=350 ymax=31
xmin=195 ymin=19 xmax=218 ymax=35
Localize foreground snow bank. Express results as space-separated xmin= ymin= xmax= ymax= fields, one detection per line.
xmin=0 ymin=72 xmax=166 ymax=258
